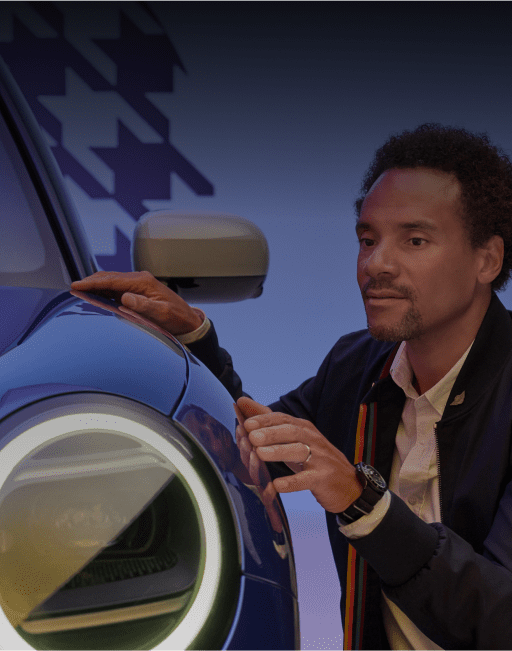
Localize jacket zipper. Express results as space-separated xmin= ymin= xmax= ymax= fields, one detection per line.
xmin=434 ymin=422 xmax=443 ymax=522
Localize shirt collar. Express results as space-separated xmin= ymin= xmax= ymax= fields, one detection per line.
xmin=390 ymin=341 xmax=474 ymax=415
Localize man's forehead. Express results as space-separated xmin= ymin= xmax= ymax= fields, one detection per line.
xmin=365 ymin=167 xmax=461 ymax=203
xmin=357 ymin=168 xmax=463 ymax=233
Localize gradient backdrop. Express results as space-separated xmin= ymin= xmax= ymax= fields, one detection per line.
xmin=2 ymin=2 xmax=512 ymax=648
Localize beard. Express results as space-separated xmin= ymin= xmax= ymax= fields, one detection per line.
xmin=367 ymin=302 xmax=424 ymax=342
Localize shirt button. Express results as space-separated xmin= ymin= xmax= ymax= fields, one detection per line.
xmin=408 ymin=496 xmax=418 ymax=506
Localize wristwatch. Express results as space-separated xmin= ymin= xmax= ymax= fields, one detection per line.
xmin=336 ymin=462 xmax=387 ymax=525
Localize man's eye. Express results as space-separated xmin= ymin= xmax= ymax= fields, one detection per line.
xmin=358 ymin=238 xmax=374 ymax=247
xmin=409 ymin=237 xmax=427 ymax=246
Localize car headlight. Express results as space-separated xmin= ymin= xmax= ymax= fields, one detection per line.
xmin=0 ymin=394 xmax=239 ymax=650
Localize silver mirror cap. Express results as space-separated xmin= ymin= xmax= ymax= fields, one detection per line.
xmin=131 ymin=211 xmax=269 ymax=303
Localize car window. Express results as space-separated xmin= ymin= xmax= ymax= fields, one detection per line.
xmin=0 ymin=111 xmax=70 ymax=288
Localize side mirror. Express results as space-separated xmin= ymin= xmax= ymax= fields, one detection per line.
xmin=131 ymin=211 xmax=269 ymax=303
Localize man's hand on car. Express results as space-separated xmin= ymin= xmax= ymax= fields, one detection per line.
xmin=71 ymin=271 xmax=203 ymax=336
xmin=236 ymin=396 xmax=363 ymax=513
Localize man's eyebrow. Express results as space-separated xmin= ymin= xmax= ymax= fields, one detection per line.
xmin=355 ymin=221 xmax=370 ymax=235
xmin=355 ymin=220 xmax=439 ymax=234
xmin=398 ymin=220 xmax=439 ymax=232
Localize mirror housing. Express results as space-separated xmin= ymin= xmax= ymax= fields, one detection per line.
xmin=131 ymin=211 xmax=269 ymax=303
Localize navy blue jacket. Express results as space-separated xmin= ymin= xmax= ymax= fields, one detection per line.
xmin=188 ymin=292 xmax=512 ymax=649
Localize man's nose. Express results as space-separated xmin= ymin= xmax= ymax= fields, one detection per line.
xmin=360 ymin=242 xmax=399 ymax=278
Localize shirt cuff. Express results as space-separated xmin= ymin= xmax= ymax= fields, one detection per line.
xmin=175 ymin=308 xmax=211 ymax=345
xmin=337 ymin=490 xmax=391 ymax=539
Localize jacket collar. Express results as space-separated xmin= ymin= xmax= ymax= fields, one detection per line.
xmin=362 ymin=292 xmax=512 ymax=416
xmin=442 ymin=292 xmax=512 ymax=420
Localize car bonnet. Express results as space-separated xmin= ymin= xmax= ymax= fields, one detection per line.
xmin=0 ymin=288 xmax=188 ymax=420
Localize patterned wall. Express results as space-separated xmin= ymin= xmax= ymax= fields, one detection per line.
xmin=0 ymin=1 xmax=214 ymax=270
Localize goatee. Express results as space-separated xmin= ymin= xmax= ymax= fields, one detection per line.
xmin=367 ymin=303 xmax=424 ymax=342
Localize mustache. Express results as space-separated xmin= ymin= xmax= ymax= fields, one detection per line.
xmin=362 ymin=280 xmax=415 ymax=300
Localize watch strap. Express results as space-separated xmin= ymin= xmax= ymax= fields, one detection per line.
xmin=336 ymin=463 xmax=386 ymax=525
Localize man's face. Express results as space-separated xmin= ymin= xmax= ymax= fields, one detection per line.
xmin=356 ymin=167 xmax=488 ymax=343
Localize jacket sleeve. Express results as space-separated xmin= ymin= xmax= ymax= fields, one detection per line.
xmin=349 ymin=490 xmax=512 ymax=649
xmin=185 ymin=320 xmax=245 ymax=401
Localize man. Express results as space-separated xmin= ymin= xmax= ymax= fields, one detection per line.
xmin=72 ymin=124 xmax=512 ymax=649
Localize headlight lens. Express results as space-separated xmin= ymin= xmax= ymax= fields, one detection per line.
xmin=0 ymin=395 xmax=239 ymax=650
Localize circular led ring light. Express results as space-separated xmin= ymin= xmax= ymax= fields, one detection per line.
xmin=0 ymin=412 xmax=223 ymax=650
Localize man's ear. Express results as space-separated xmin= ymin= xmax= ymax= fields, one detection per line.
xmin=478 ymin=235 xmax=504 ymax=285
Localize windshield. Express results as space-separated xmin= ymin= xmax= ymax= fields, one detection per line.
xmin=0 ymin=109 xmax=70 ymax=289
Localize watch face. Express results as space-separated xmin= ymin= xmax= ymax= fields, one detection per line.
xmin=360 ymin=463 xmax=387 ymax=492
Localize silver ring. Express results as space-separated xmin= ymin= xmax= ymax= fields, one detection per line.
xmin=303 ymin=443 xmax=312 ymax=464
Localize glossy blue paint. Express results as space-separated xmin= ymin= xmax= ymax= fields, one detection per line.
xmin=225 ymin=575 xmax=299 ymax=650
xmin=0 ymin=288 xmax=69 ymax=356
xmin=0 ymin=292 xmax=187 ymax=421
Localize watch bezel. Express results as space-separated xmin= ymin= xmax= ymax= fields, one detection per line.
xmin=357 ymin=462 xmax=387 ymax=494
xmin=335 ymin=462 xmax=387 ymax=525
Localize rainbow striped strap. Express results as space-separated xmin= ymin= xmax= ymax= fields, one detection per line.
xmin=343 ymin=403 xmax=376 ymax=649
xmin=343 ymin=343 xmax=398 ymax=650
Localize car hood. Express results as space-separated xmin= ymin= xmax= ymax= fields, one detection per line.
xmin=0 ymin=287 xmax=188 ymax=420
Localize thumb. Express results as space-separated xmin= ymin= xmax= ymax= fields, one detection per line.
xmin=121 ymin=292 xmax=146 ymax=311
xmin=120 ymin=292 xmax=160 ymax=322
xmin=119 ymin=293 xmax=159 ymax=326
xmin=236 ymin=396 xmax=272 ymax=421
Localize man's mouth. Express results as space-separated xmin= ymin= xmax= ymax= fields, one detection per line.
xmin=365 ymin=292 xmax=406 ymax=300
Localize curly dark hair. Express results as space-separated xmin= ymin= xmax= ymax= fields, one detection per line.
xmin=355 ymin=123 xmax=512 ymax=291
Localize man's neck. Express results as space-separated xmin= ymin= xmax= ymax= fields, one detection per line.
xmin=404 ymin=294 xmax=491 ymax=395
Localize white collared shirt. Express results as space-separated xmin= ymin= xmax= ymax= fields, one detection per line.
xmin=340 ymin=340 xmax=472 ymax=650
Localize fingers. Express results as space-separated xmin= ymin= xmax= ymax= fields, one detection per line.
xmin=244 ymin=410 xmax=313 ymax=432
xmin=71 ymin=270 xmax=155 ymax=295
xmin=255 ymin=441 xmax=311 ymax=463
xmin=237 ymin=403 xmax=318 ymax=467
xmin=236 ymin=397 xmax=272 ymax=420
xmin=248 ymin=422 xmax=314 ymax=448
xmin=250 ymin=450 xmax=271 ymax=487
xmin=71 ymin=271 xmax=161 ymax=309
xmin=120 ymin=292 xmax=141 ymax=310
xmin=238 ymin=433 xmax=252 ymax=470
xmin=235 ymin=422 xmax=244 ymax=447
xmin=119 ymin=292 xmax=158 ymax=319
xmin=233 ymin=402 xmax=247 ymax=427
xmin=273 ymin=471 xmax=313 ymax=493
xmin=70 ymin=272 xmax=127 ymax=300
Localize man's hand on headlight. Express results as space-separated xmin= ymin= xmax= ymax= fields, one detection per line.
xmin=236 ymin=396 xmax=363 ymax=513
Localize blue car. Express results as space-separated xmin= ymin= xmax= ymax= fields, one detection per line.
xmin=0 ymin=57 xmax=299 ymax=650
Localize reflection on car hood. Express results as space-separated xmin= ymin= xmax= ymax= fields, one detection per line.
xmin=0 ymin=288 xmax=187 ymax=419
xmin=0 ymin=287 xmax=66 ymax=356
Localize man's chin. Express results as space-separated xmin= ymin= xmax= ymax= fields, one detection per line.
xmin=368 ymin=325 xmax=402 ymax=342
xmin=367 ymin=316 xmax=424 ymax=342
